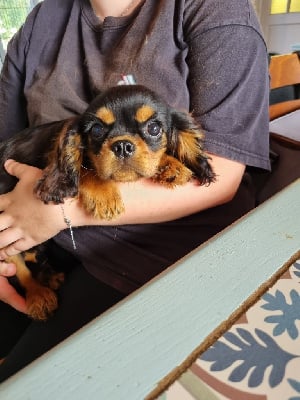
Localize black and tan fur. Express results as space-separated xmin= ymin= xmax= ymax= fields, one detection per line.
xmin=0 ymin=85 xmax=215 ymax=320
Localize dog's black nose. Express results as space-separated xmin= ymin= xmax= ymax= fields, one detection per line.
xmin=111 ymin=140 xmax=135 ymax=158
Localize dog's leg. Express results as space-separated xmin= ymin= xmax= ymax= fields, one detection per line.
xmin=23 ymin=249 xmax=65 ymax=291
xmin=6 ymin=254 xmax=58 ymax=321
xmin=79 ymin=173 xmax=125 ymax=220
xmin=153 ymin=154 xmax=194 ymax=188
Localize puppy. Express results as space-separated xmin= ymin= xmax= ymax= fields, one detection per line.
xmin=0 ymin=85 xmax=215 ymax=320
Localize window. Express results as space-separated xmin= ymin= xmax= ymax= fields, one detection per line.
xmin=290 ymin=0 xmax=300 ymax=11
xmin=0 ymin=0 xmax=41 ymax=66
xmin=0 ymin=0 xmax=41 ymax=50
xmin=271 ymin=0 xmax=300 ymax=14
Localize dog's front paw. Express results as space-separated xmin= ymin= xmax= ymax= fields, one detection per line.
xmin=84 ymin=197 xmax=125 ymax=220
xmin=26 ymin=285 xmax=58 ymax=321
xmin=80 ymin=185 xmax=125 ymax=220
xmin=96 ymin=198 xmax=125 ymax=220
xmin=154 ymin=156 xmax=193 ymax=188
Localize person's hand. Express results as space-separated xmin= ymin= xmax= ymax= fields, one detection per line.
xmin=0 ymin=261 xmax=27 ymax=313
xmin=0 ymin=160 xmax=67 ymax=259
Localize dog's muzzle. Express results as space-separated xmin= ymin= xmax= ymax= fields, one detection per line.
xmin=111 ymin=140 xmax=136 ymax=159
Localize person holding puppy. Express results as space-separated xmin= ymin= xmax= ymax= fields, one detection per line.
xmin=0 ymin=0 xmax=270 ymax=380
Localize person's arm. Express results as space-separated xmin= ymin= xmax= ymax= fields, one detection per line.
xmin=0 ymin=155 xmax=244 ymax=259
xmin=184 ymin=3 xmax=270 ymax=172
xmin=0 ymin=3 xmax=46 ymax=140
xmin=70 ymin=153 xmax=245 ymax=226
xmin=0 ymin=154 xmax=243 ymax=311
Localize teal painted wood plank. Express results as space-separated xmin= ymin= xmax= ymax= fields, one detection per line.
xmin=1 ymin=179 xmax=300 ymax=400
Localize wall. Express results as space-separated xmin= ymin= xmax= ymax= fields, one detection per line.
xmin=255 ymin=0 xmax=300 ymax=54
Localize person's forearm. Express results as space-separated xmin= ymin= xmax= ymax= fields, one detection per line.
xmin=66 ymin=154 xmax=245 ymax=226
xmin=0 ymin=156 xmax=244 ymax=259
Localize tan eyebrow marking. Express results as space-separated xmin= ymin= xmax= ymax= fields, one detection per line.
xmin=96 ymin=107 xmax=116 ymax=124
xmin=135 ymin=105 xmax=155 ymax=123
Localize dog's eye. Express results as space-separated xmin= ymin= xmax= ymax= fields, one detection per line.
xmin=90 ymin=123 xmax=106 ymax=137
xmin=147 ymin=122 xmax=161 ymax=137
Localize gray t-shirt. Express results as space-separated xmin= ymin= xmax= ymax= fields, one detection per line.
xmin=0 ymin=0 xmax=270 ymax=292
xmin=0 ymin=0 xmax=270 ymax=169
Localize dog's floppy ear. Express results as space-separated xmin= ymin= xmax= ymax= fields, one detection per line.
xmin=168 ymin=110 xmax=216 ymax=185
xmin=35 ymin=118 xmax=83 ymax=204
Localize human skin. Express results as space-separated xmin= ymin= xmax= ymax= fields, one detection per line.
xmin=0 ymin=155 xmax=245 ymax=311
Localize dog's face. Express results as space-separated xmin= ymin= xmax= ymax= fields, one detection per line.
xmin=36 ymin=85 xmax=215 ymax=205
xmin=78 ymin=85 xmax=211 ymax=183
xmin=79 ymin=85 xmax=173 ymax=182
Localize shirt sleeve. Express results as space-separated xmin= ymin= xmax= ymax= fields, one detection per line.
xmin=184 ymin=2 xmax=270 ymax=170
xmin=0 ymin=4 xmax=41 ymax=141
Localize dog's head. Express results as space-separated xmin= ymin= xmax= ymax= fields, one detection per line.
xmin=79 ymin=85 xmax=214 ymax=184
xmin=36 ymin=85 xmax=215 ymax=204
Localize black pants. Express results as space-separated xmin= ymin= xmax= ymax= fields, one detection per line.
xmin=0 ymin=174 xmax=256 ymax=383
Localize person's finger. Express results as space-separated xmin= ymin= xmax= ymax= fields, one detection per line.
xmin=0 ymin=236 xmax=36 ymax=260
xmin=0 ymin=276 xmax=27 ymax=313
xmin=0 ymin=194 xmax=12 ymax=213
xmin=0 ymin=227 xmax=22 ymax=254
xmin=4 ymin=159 xmax=27 ymax=179
xmin=0 ymin=213 xmax=14 ymax=231
xmin=0 ymin=261 xmax=17 ymax=276
xmin=4 ymin=159 xmax=42 ymax=180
